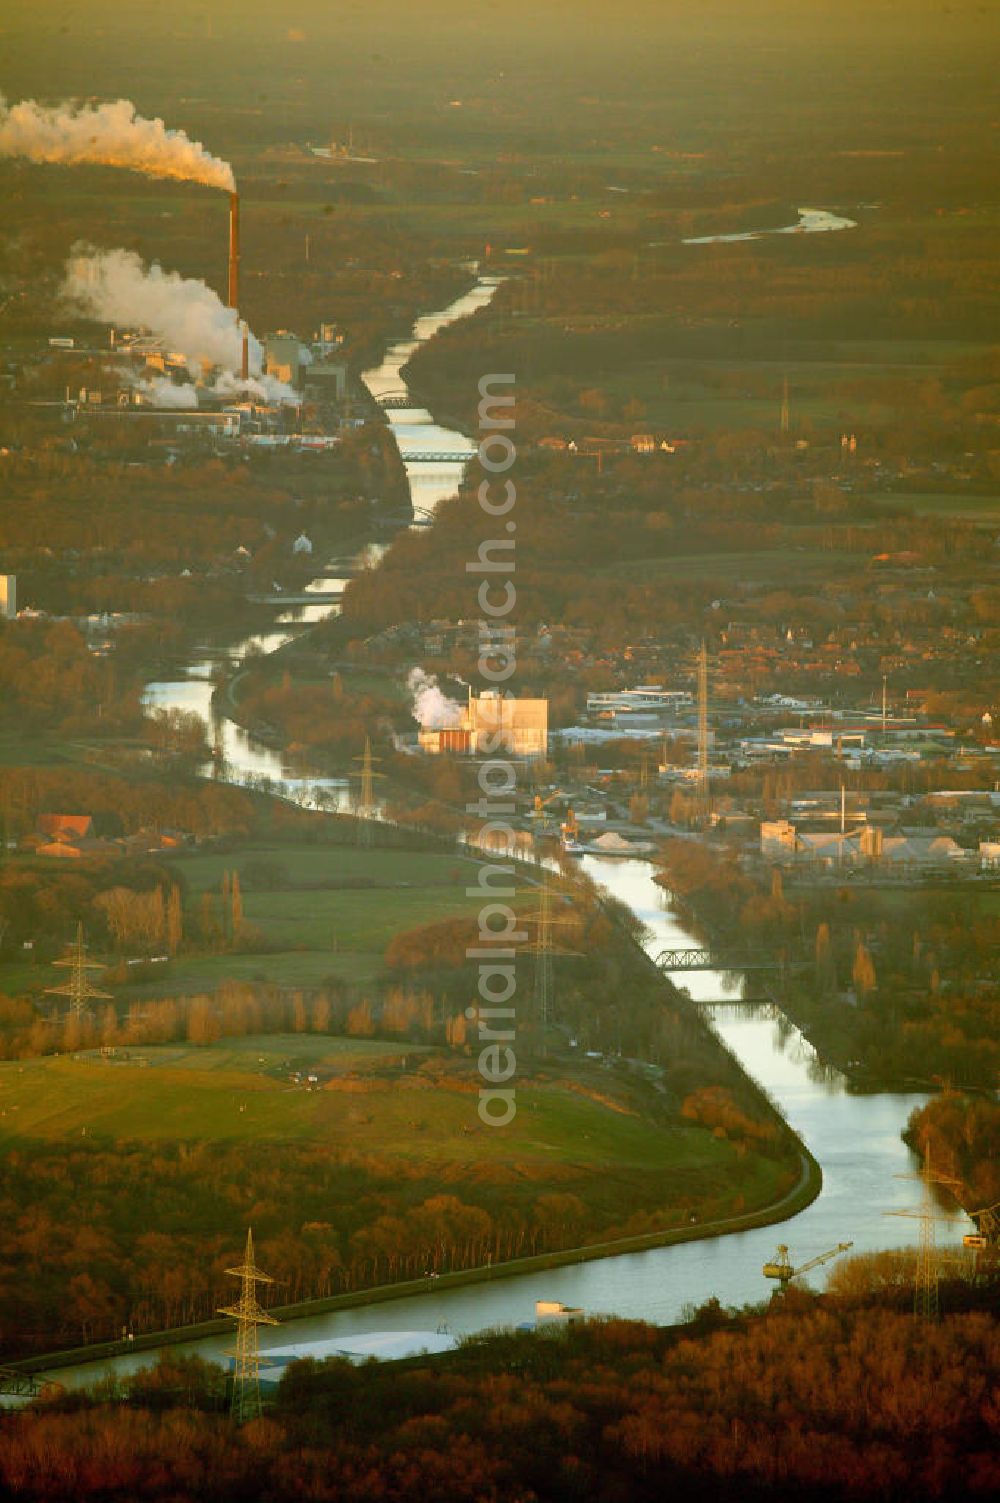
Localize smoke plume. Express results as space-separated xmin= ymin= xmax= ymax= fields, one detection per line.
xmin=62 ymin=247 xmax=303 ymax=407
xmin=208 ymin=369 xmax=300 ymax=406
xmin=130 ymin=374 xmax=198 ymax=410
xmin=408 ymin=669 xmax=463 ymax=728
xmin=0 ymin=94 xmax=234 ymax=191
xmin=62 ymin=245 xmax=260 ymax=373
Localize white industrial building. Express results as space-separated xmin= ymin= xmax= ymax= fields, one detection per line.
xmin=761 ymin=819 xmax=966 ymax=868
xmin=419 ymin=689 xmax=548 ymax=760
xmin=587 ymin=686 xmax=692 ymax=716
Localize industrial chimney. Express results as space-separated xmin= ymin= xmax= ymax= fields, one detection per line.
xmin=228 ymin=191 xmax=240 ymax=310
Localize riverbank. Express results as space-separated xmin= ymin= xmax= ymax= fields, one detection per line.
xmin=117 ymin=270 xmax=971 ymax=1357
xmin=3 ymin=844 xmax=825 ymax=1383
xmin=650 ymin=868 xmax=953 ymax=1097
xmin=14 ymin=1145 xmax=819 ymax=1380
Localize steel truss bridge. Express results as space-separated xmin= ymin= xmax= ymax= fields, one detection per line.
xmin=375 ymin=391 xmax=417 ymax=409
xmin=655 ymin=947 xmax=784 ymax=973
xmin=399 ymin=450 xmax=475 ymax=463
xmin=375 ymin=506 xmax=437 ymax=529
xmin=0 ymin=1365 xmax=62 ymax=1399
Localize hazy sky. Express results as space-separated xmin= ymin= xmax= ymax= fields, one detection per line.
xmin=2 ymin=1 xmax=995 ymax=158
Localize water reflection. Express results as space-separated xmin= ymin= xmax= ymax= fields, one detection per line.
xmin=109 ymin=274 xmax=980 ymax=1381
xmin=362 ymin=277 xmax=501 ymax=521
xmin=142 ymin=279 xmax=503 ymax=810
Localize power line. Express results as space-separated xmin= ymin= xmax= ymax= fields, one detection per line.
xmin=524 ymin=870 xmax=579 ymax=1054
xmin=886 ymin=1145 xmax=964 ymax=1319
xmin=217 ymin=1227 xmax=278 ymax=1422
xmin=352 ymin=736 xmax=385 ymax=847
xmin=45 ymin=922 xmax=111 ymax=1018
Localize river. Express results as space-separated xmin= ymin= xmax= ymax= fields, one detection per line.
xmin=683 ymin=207 xmax=857 ymax=244
xmin=55 ymin=270 xmax=970 ymax=1391
xmin=143 ymin=275 xmax=501 ymax=810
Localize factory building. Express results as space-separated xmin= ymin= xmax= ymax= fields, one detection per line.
xmin=587 ymin=686 xmax=693 ymax=716
xmin=0 ymin=575 xmax=16 ymax=620
xmin=419 ymin=690 xmax=548 ymax=760
xmin=264 ymin=332 xmax=311 ymax=389
xmin=761 ymin=819 xmax=965 ymax=868
xmin=304 ymin=358 xmax=348 ymax=404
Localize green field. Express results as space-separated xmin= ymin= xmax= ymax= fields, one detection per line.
xmin=177 ymin=842 xmax=475 ymax=895
xmin=169 ymin=841 xmax=526 ymax=990
xmin=0 ymin=1032 xmax=764 ymax=1185
xmin=603 ymin=364 xmax=874 ymax=432
xmin=0 ymin=842 xmax=532 ymax=999
xmin=864 ymin=491 xmax=1000 ymax=522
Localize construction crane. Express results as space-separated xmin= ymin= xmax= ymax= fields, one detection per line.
xmin=532 ymin=789 xmax=565 ymax=817
xmin=762 ymin=1241 xmax=853 ymax=1290
xmin=964 ymin=1200 xmax=1000 ymax=1251
xmin=532 ymin=789 xmax=569 ymax=841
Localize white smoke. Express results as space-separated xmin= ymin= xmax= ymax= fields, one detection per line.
xmin=408 ymin=668 xmax=463 ymax=729
xmin=130 ymin=374 xmax=198 ymax=410
xmin=62 ymin=244 xmax=262 ymax=374
xmin=208 ymin=370 xmax=299 ymax=406
xmin=0 ymin=94 xmax=234 ymax=191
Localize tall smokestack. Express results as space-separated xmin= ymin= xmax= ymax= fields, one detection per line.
xmin=228 ymin=191 xmax=240 ymax=311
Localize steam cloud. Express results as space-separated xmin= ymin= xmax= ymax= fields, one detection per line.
xmin=63 ymin=245 xmax=254 ymax=370
xmin=0 ymin=94 xmax=235 ymax=191
xmin=130 ymin=374 xmax=198 ymax=410
xmin=61 ymin=247 xmax=299 ymax=405
xmin=408 ymin=668 xmax=463 ymax=728
xmin=208 ymin=370 xmax=299 ymax=405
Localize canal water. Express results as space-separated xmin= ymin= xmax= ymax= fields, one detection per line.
xmin=60 ymin=270 xmax=970 ymax=1392
xmin=143 ymin=275 xmax=502 ymax=811
xmin=683 ymin=207 xmax=857 ymax=244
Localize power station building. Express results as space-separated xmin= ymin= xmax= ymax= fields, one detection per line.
xmin=419 ymin=690 xmax=548 ymax=760
xmin=264 ymin=333 xmax=311 ymax=389
xmin=304 ymin=358 xmax=348 ymax=404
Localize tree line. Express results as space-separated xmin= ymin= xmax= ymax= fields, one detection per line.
xmin=2 ymin=1300 xmax=998 ymax=1500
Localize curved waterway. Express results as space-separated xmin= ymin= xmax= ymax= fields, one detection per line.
xmin=43 ymin=853 xmax=972 ymax=1392
xmin=143 ymin=274 xmax=502 ymax=809
xmin=683 ymin=207 xmax=857 ymax=244
xmin=65 ymin=273 xmax=971 ymax=1392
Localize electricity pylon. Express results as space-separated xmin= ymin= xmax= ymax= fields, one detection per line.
xmin=217 ymin=1228 xmax=278 ymax=1422
xmin=697 ymin=640 xmax=710 ymax=824
xmin=352 ymin=736 xmax=384 ymax=847
xmin=886 ymin=1145 xmax=964 ymax=1319
xmin=525 ymin=871 xmax=578 ymax=1055
xmin=968 ymin=1200 xmax=1000 ymax=1247
xmin=45 ymin=922 xmax=111 ymax=1018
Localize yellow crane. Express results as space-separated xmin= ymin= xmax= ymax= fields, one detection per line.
xmin=532 ymin=789 xmax=565 ymax=817
xmin=965 ymin=1200 xmax=1000 ymax=1250
xmin=762 ymin=1241 xmax=853 ymax=1290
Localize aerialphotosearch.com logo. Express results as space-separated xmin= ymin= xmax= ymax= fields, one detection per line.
xmin=465 ymin=372 xmax=522 ymax=1129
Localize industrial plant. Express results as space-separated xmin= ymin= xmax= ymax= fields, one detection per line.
xmin=418 ymin=688 xmax=549 ymax=760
